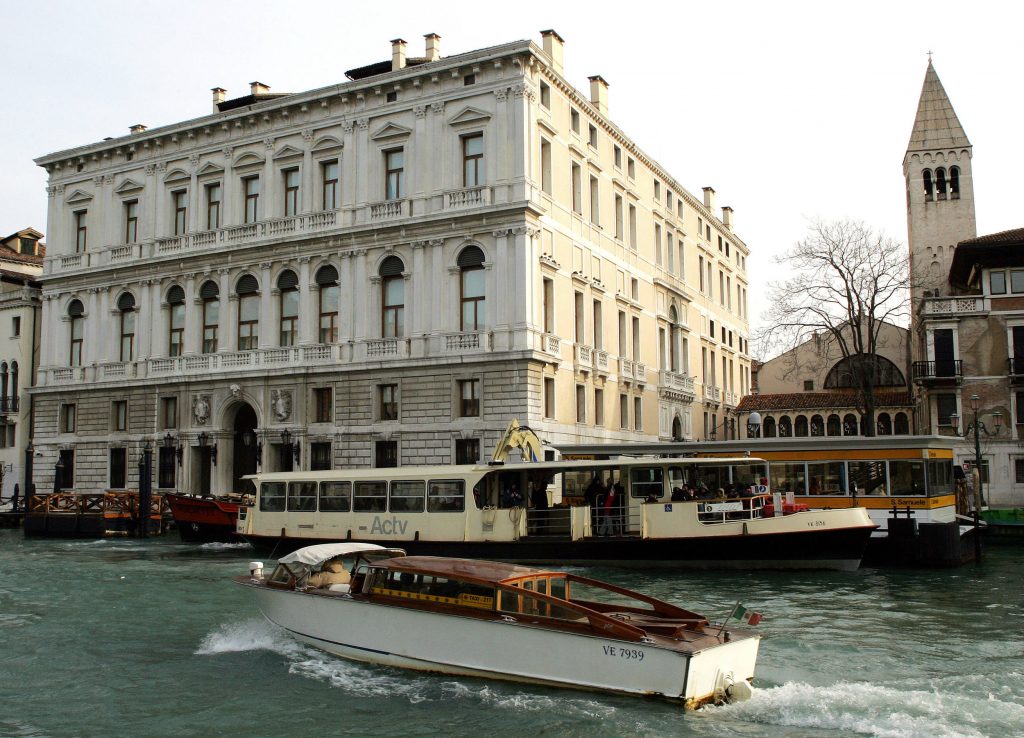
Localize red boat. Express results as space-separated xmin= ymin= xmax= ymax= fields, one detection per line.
xmin=166 ymin=493 xmax=249 ymax=543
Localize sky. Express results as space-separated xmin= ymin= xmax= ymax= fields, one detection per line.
xmin=2 ymin=1 xmax=1021 ymax=348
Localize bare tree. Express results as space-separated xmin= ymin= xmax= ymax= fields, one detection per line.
xmin=756 ymin=219 xmax=909 ymax=435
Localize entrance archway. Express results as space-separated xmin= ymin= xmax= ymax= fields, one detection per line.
xmin=231 ymin=403 xmax=259 ymax=494
xmin=671 ymin=416 xmax=683 ymax=441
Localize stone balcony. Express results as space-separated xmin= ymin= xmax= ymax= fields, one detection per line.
xmin=660 ymin=369 xmax=695 ymax=394
xmin=703 ymin=384 xmax=721 ymax=403
xmin=921 ymin=296 xmax=987 ymax=317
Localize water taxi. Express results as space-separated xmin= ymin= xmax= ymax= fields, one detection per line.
xmin=236 ymin=455 xmax=875 ymax=570
xmin=236 ymin=543 xmax=761 ymax=708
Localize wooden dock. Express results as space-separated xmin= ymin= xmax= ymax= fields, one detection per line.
xmin=23 ymin=491 xmax=171 ymax=538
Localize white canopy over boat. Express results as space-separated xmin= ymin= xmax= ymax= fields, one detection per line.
xmin=278 ymin=542 xmax=389 ymax=566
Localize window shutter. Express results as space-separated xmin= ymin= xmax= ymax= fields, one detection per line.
xmin=379 ymin=255 xmax=405 ymax=277
xmin=315 ymin=264 xmax=339 ymax=285
xmin=117 ymin=293 xmax=136 ymax=311
xmin=167 ymin=285 xmax=185 ymax=304
xmin=456 ymin=245 xmax=485 ymax=268
xmin=236 ymin=274 xmax=259 ymax=295
xmin=277 ymin=270 xmax=299 ymax=290
xmin=199 ymin=281 xmax=219 ymax=300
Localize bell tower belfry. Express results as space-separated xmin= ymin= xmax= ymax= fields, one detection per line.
xmin=904 ymin=59 xmax=976 ymax=309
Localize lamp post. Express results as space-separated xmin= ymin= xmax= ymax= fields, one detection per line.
xmin=949 ymin=393 xmax=1002 ymax=509
xmin=746 ymin=411 xmax=762 ymax=439
xmin=163 ymin=432 xmax=183 ymax=466
xmin=281 ymin=428 xmax=300 ymax=467
xmin=197 ymin=431 xmax=218 ymax=466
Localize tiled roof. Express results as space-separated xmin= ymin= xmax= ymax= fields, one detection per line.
xmin=906 ymin=61 xmax=970 ymax=152
xmin=949 ymin=228 xmax=1024 ymax=287
xmin=957 ymin=227 xmax=1024 ymax=247
xmin=738 ymin=389 xmax=913 ymax=412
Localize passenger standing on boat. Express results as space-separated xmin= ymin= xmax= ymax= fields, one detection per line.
xmin=599 ymin=480 xmax=617 ymax=536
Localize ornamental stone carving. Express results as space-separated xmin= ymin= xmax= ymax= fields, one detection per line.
xmin=494 ymin=88 xmax=509 ymax=102
xmin=271 ymin=389 xmax=292 ymax=421
xmin=356 ymin=118 xmax=369 ymax=131
xmin=301 ymin=129 xmax=314 ymax=143
xmin=341 ymin=120 xmax=354 ymax=134
xmin=430 ymin=101 xmax=445 ymax=115
xmin=229 ymin=384 xmax=242 ymax=398
xmin=413 ymin=106 xmax=427 ymax=119
xmin=192 ymin=395 xmax=211 ymax=425
xmin=222 ymin=146 xmax=234 ymax=159
xmin=189 ymin=153 xmax=201 ymax=168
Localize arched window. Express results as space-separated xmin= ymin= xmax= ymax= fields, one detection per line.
xmin=778 ymin=415 xmax=792 ymax=438
xmin=167 ymin=285 xmax=186 ymax=357
xmin=843 ymin=413 xmax=858 ymax=436
xmin=10 ymin=362 xmax=17 ymax=400
xmin=894 ymin=412 xmax=910 ymax=435
xmin=923 ymin=169 xmax=934 ymax=201
xmin=236 ymin=274 xmax=260 ymax=350
xmin=200 ymin=281 xmax=219 ymax=354
xmin=877 ymin=413 xmax=892 ymax=435
xmin=950 ymin=166 xmax=960 ymax=200
xmin=810 ymin=414 xmax=824 ymax=436
xmin=458 ymin=246 xmax=485 ymax=331
xmin=68 ymin=299 xmax=84 ymax=366
xmin=277 ymin=270 xmax=299 ymax=347
xmin=827 ymin=414 xmax=841 ymax=436
xmin=762 ymin=416 xmax=777 ymax=438
xmin=668 ymin=306 xmax=680 ymax=372
xmin=316 ymin=265 xmax=339 ymax=343
xmin=380 ymin=256 xmax=405 ymax=338
xmin=795 ymin=415 xmax=809 ymax=437
xmin=935 ymin=167 xmax=947 ymax=200
xmin=118 ymin=293 xmax=136 ymax=362
xmin=824 ymin=354 xmax=906 ymax=389
xmin=0 ymin=362 xmax=7 ymax=399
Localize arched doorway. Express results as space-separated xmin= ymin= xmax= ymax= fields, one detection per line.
xmin=231 ymin=403 xmax=259 ymax=494
xmin=671 ymin=416 xmax=682 ymax=441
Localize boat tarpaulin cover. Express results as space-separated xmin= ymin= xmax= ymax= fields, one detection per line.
xmin=279 ymin=542 xmax=387 ymax=566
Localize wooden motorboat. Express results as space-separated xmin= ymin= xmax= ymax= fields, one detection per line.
xmin=236 ymin=543 xmax=761 ymax=708
xmin=166 ymin=493 xmax=249 ymax=543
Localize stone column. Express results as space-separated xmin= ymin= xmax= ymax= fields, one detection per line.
xmin=88 ymin=288 xmax=104 ymax=365
xmin=298 ymin=256 xmax=314 ymax=345
xmin=153 ymin=163 xmax=168 ymax=239
xmin=353 ymin=250 xmax=368 ymax=341
xmin=411 ymin=241 xmax=426 ymax=335
xmin=219 ymin=268 xmax=233 ymax=352
xmin=221 ymin=148 xmax=236 ymax=226
xmin=262 ymin=139 xmax=276 ymax=220
xmin=138 ymin=281 xmax=153 ymax=360
xmin=492 ymin=229 xmax=510 ymax=330
xmin=301 ymin=130 xmax=315 ymax=214
xmin=188 ymin=158 xmax=201 ymax=233
xmin=183 ymin=274 xmax=200 ymax=356
xmin=259 ymin=262 xmax=273 ymax=349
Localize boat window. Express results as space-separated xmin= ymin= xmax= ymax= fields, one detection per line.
xmin=667 ymin=466 xmax=685 ymax=495
xmin=693 ymin=465 xmax=731 ymax=494
xmin=927 ymin=460 xmax=953 ymax=496
xmin=259 ymin=482 xmax=286 ymax=512
xmin=849 ymin=460 xmax=888 ymax=496
xmin=353 ymin=481 xmax=387 ymax=512
xmin=889 ymin=461 xmax=926 ymax=496
xmin=320 ymin=481 xmax=351 ymax=512
xmin=287 ymin=482 xmax=317 ymax=511
xmin=806 ymin=462 xmax=848 ymax=495
xmin=629 ymin=467 xmax=664 ymax=499
xmin=769 ymin=463 xmax=807 ymax=496
xmin=390 ymin=480 xmax=426 ymax=513
xmin=549 ymin=577 xmax=567 ymax=601
xmin=427 ymin=479 xmax=465 ymax=512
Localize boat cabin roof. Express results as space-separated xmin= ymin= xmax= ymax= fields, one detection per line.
xmin=369 ymin=555 xmax=551 ymax=585
xmin=279 ymin=542 xmax=405 ymax=566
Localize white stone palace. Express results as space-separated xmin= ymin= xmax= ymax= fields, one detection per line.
xmin=32 ymin=31 xmax=751 ymax=494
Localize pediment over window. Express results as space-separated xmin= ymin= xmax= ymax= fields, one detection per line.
xmin=447 ymin=106 xmax=491 ymax=127
xmin=312 ymin=135 xmax=343 ymax=152
xmin=272 ymin=144 xmax=304 ymax=161
xmin=65 ymin=188 xmax=93 ymax=204
xmin=232 ymin=151 xmax=265 ymax=169
xmin=114 ymin=178 xmax=144 ymax=195
xmin=163 ymin=167 xmax=190 ymax=183
xmin=370 ymin=122 xmax=412 ymax=141
xmin=197 ymin=162 xmax=224 ymax=177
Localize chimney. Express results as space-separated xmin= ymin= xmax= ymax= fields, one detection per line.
xmin=540 ymin=29 xmax=565 ymax=75
xmin=424 ymin=33 xmax=441 ymax=62
xmin=211 ymin=87 xmax=227 ymax=112
xmin=588 ymin=75 xmax=609 ymax=116
xmin=129 ymin=124 xmax=147 ymax=134
xmin=391 ymin=38 xmax=407 ymax=71
xmin=721 ymin=206 xmax=733 ymax=231
xmin=703 ymin=186 xmax=716 ymax=212
xmin=249 ymin=81 xmax=270 ymax=96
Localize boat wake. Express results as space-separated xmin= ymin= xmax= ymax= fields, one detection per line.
xmin=198 ymin=541 xmax=252 ymax=551
xmin=195 ymin=618 xmax=302 ymax=657
xmin=713 ymin=678 xmax=1024 ymax=737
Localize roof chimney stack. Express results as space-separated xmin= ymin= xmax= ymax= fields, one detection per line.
xmin=588 ymin=75 xmax=609 ymax=116
xmin=703 ymin=186 xmax=716 ymax=212
xmin=540 ymin=29 xmax=565 ymax=75
xmin=249 ymin=81 xmax=270 ymax=96
xmin=391 ymin=38 xmax=407 ymax=71
xmin=424 ymin=33 xmax=441 ymax=62
xmin=211 ymin=87 xmax=227 ymax=113
xmin=129 ymin=124 xmax=147 ymax=134
xmin=721 ymin=206 xmax=733 ymax=231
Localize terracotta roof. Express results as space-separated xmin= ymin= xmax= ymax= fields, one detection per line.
xmin=949 ymin=227 xmax=1024 ymax=287
xmin=738 ymin=390 xmax=913 ymax=412
xmin=958 ymin=227 xmax=1024 ymax=247
xmin=906 ymin=61 xmax=970 ymax=152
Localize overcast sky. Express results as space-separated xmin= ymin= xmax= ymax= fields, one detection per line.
xmin=2 ymin=1 xmax=1020 ymax=345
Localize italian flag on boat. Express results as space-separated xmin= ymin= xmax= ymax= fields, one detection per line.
xmin=731 ymin=604 xmax=763 ymax=626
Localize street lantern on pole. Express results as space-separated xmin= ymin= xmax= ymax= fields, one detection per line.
xmin=949 ymin=393 xmax=1002 ymax=508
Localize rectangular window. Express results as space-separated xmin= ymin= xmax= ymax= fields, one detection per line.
xmin=632 ymin=316 xmax=641 ymax=360
xmin=374 ymin=442 xmax=398 ymax=469
xmin=936 ymin=393 xmax=957 ymax=426
xmin=314 ymin=387 xmax=333 ymax=423
xmin=1011 ymin=270 xmax=1024 ymax=294
xmin=804 ymin=380 xmax=814 ymax=391
xmin=283 ymin=168 xmax=299 ymax=216
xmin=614 ymin=194 xmax=624 ymax=240
xmin=320 ymin=481 xmax=351 ymax=511
xmin=12 ymin=316 xmax=20 ymax=337
xmin=74 ymin=210 xmax=87 ymax=253
xmin=124 ymin=200 xmax=138 ymax=243
xmin=540 ymin=138 xmax=552 ymax=195
xmin=589 ymin=176 xmax=599 ymax=225
xmin=576 ymin=384 xmax=586 ymax=423
xmin=634 ymin=396 xmax=642 ymax=430
xmin=459 ymin=379 xmax=480 ymax=417
xmin=627 ymin=157 xmax=635 ymax=179
xmin=539 ymin=82 xmax=551 ymax=108
xmin=594 ymin=388 xmax=604 ymax=426
xmin=158 ymin=447 xmax=176 ymax=489
xmin=990 ymin=271 xmax=1007 ymax=295
xmin=574 ymin=291 xmax=585 ymax=343
xmin=206 ymin=183 xmax=221 ymax=230
xmin=613 ymin=145 xmax=622 ymax=169
xmin=588 ymin=124 xmax=598 ymax=148
xmin=355 ymin=480 xmax=389 ymax=510
xmin=203 ymin=296 xmax=219 ymax=354
xmin=593 ymin=299 xmax=603 ymax=350
xmin=385 ymin=149 xmax=404 ymax=200
xmin=321 ymin=161 xmax=339 ymax=210
xmin=542 ymin=277 xmax=554 ymax=333
xmin=628 ymin=204 xmax=637 ymax=248
xmin=173 ymin=190 xmax=188 ymax=235
xmin=60 ymin=403 xmax=76 ymax=433
xmin=1015 ymin=459 xmax=1024 ymax=484
xmin=428 ymin=479 xmax=465 ymax=512
xmin=544 ymin=377 xmax=555 ymax=418
xmin=160 ymin=397 xmax=177 ymax=430
xmin=390 ymin=480 xmax=425 ymax=513
xmin=570 ymin=108 xmax=580 ymax=133
xmin=620 ymin=394 xmax=629 ymax=429
xmin=58 ymin=449 xmax=75 ymax=490
xmin=455 ymin=440 xmax=479 ymax=466
xmin=655 ymin=223 xmax=662 ymax=265
xmin=571 ymin=162 xmax=582 ymax=214
xmin=654 ymin=180 xmax=661 ymax=199
xmin=237 ymin=294 xmax=259 ymax=350
xmin=112 ymin=400 xmax=128 ymax=432
xmin=463 ymin=134 xmax=484 ymax=187
xmin=380 ymin=384 xmax=398 ymax=421
xmin=243 ymin=176 xmax=260 ymax=223
xmin=311 ymin=442 xmax=332 ymax=471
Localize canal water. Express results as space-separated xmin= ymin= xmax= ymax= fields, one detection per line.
xmin=0 ymin=530 xmax=1022 ymax=738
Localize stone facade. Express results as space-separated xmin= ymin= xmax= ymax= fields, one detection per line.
xmin=32 ymin=31 xmax=751 ymax=494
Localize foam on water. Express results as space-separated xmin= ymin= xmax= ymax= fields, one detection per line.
xmin=195 ymin=618 xmax=301 ymax=657
xmin=198 ymin=541 xmax=253 ymax=551
xmin=716 ymin=679 xmax=1023 ymax=738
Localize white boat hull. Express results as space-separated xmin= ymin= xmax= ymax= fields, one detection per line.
xmin=246 ymin=584 xmax=759 ymax=706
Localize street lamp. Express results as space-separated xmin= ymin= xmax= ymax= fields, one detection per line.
xmin=949 ymin=393 xmax=1002 ymax=508
xmin=281 ymin=428 xmax=300 ymax=465
xmin=163 ymin=432 xmax=183 ymax=466
xmin=197 ymin=431 xmax=218 ymax=466
xmin=746 ymin=411 xmax=762 ymax=439
xmin=242 ymin=429 xmax=262 ymax=466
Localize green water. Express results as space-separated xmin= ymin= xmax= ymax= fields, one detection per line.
xmin=1 ymin=531 xmax=1022 ymax=737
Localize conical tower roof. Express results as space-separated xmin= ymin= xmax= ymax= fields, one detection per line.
xmin=906 ymin=61 xmax=970 ymax=152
